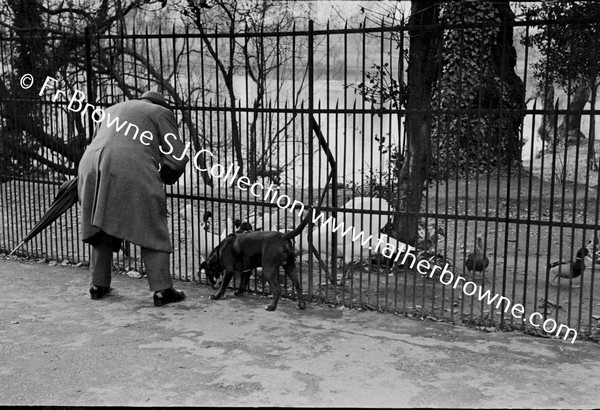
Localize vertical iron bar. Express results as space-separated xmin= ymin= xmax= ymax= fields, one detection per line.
xmin=499 ymin=13 xmax=511 ymax=330
xmin=341 ymin=21 xmax=349 ymax=305
xmin=561 ymin=74 xmax=575 ymax=326
xmin=517 ymin=18 xmax=532 ymax=333
xmin=308 ymin=20 xmax=314 ymax=295
xmin=586 ymin=78 xmax=599 ymax=331
xmin=358 ymin=17 xmax=366 ymax=306
xmin=399 ymin=18 xmax=408 ymax=315
xmin=543 ymin=100 xmax=561 ymax=318
xmin=85 ymin=26 xmax=94 ymax=143
xmin=328 ymin=21 xmax=338 ymax=301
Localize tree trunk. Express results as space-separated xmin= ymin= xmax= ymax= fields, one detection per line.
xmin=492 ymin=0 xmax=526 ymax=167
xmin=537 ymin=80 xmax=556 ymax=144
xmin=390 ymin=1 xmax=440 ymax=245
xmin=247 ymin=97 xmax=262 ymax=181
xmin=224 ymin=78 xmax=245 ymax=177
xmin=431 ymin=1 xmax=524 ymax=174
xmin=557 ymin=82 xmax=589 ymax=147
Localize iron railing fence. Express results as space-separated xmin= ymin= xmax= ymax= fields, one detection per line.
xmin=1 ymin=12 xmax=599 ymax=341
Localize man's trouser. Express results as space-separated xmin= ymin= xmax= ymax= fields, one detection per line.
xmin=89 ymin=232 xmax=173 ymax=292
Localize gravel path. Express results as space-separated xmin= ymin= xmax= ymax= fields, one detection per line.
xmin=1 ymin=257 xmax=599 ymax=408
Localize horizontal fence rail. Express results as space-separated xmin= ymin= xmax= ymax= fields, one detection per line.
xmin=1 ymin=7 xmax=599 ymax=342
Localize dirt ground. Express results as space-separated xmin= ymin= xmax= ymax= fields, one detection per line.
xmin=1 ymin=257 xmax=600 ymax=408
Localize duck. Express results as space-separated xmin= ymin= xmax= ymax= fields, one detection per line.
xmin=586 ymin=237 xmax=600 ymax=263
xmin=416 ymin=226 xmax=445 ymax=252
xmin=237 ymin=220 xmax=253 ymax=232
xmin=220 ymin=217 xmax=235 ymax=241
xmin=179 ymin=208 xmax=220 ymax=263
xmin=220 ymin=217 xmax=254 ymax=241
xmin=201 ymin=211 xmax=213 ymax=232
xmin=180 ymin=205 xmax=214 ymax=234
xmin=415 ymin=226 xmax=449 ymax=268
xmin=465 ymin=236 xmax=489 ymax=276
xmin=550 ymin=246 xmax=590 ymax=287
xmin=251 ymin=209 xmax=281 ymax=232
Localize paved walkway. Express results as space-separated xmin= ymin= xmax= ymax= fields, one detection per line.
xmin=1 ymin=257 xmax=599 ymax=407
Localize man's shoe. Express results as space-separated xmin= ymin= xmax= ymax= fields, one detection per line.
xmin=90 ymin=285 xmax=112 ymax=300
xmin=153 ymin=287 xmax=185 ymax=306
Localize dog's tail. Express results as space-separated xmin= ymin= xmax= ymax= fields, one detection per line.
xmin=283 ymin=206 xmax=313 ymax=240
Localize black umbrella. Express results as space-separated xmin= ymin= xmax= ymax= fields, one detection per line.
xmin=8 ymin=177 xmax=79 ymax=256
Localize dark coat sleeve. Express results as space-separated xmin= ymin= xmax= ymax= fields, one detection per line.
xmin=156 ymin=109 xmax=190 ymax=184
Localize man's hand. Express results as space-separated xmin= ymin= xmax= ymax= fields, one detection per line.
xmin=159 ymin=164 xmax=183 ymax=185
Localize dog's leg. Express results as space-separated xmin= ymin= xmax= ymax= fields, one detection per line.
xmin=210 ymin=271 xmax=234 ymax=300
xmin=262 ymin=267 xmax=280 ymax=311
xmin=235 ymin=270 xmax=251 ymax=296
xmin=336 ymin=261 xmax=354 ymax=286
xmin=285 ymin=266 xmax=306 ymax=310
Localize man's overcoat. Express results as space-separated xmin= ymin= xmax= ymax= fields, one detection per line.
xmin=78 ymin=99 xmax=189 ymax=252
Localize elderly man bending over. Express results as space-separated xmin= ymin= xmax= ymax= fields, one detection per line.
xmin=78 ymin=91 xmax=190 ymax=306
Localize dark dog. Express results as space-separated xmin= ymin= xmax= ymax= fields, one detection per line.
xmin=201 ymin=209 xmax=312 ymax=311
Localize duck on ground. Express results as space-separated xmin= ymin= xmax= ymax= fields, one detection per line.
xmin=550 ymin=246 xmax=590 ymax=287
xmin=465 ymin=236 xmax=489 ymax=276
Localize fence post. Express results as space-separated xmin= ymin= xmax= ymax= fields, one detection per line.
xmin=84 ymin=26 xmax=94 ymax=142
xmin=307 ymin=19 xmax=314 ymax=296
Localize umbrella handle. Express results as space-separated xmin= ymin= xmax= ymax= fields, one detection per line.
xmin=8 ymin=240 xmax=26 ymax=256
